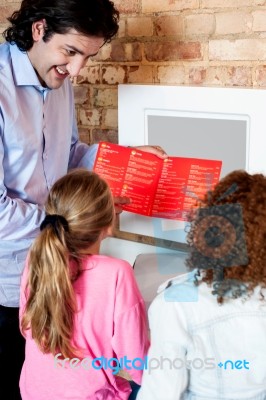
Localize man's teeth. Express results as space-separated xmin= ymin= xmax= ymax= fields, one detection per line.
xmin=56 ymin=67 xmax=67 ymax=75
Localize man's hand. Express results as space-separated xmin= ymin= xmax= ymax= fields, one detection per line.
xmin=114 ymin=196 xmax=131 ymax=215
xmin=134 ymin=145 xmax=168 ymax=159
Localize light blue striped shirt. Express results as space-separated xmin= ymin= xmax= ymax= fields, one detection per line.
xmin=0 ymin=42 xmax=98 ymax=306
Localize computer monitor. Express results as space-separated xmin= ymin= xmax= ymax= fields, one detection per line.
xmin=118 ymin=85 xmax=266 ymax=244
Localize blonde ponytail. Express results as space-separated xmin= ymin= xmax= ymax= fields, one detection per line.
xmin=21 ymin=224 xmax=78 ymax=358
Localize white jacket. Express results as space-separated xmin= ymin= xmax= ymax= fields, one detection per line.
xmin=137 ymin=271 xmax=266 ymax=400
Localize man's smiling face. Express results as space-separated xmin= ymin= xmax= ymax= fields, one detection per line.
xmin=27 ymin=20 xmax=104 ymax=89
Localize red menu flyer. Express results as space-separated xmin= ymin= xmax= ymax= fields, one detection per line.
xmin=93 ymin=142 xmax=222 ymax=221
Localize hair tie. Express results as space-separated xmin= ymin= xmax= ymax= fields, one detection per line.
xmin=40 ymin=214 xmax=69 ymax=234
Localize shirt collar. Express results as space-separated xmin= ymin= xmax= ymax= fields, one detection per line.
xmin=9 ymin=43 xmax=49 ymax=93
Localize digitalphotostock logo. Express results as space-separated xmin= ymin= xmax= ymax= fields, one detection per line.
xmin=53 ymin=354 xmax=251 ymax=374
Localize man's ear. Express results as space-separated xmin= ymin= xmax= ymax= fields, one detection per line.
xmin=32 ymin=19 xmax=46 ymax=41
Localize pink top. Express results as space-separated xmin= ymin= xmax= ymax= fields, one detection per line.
xmin=19 ymin=255 xmax=149 ymax=400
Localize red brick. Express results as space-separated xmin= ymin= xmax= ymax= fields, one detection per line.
xmin=144 ymin=41 xmax=202 ymax=61
xmin=113 ymin=0 xmax=139 ymax=13
xmin=103 ymin=109 xmax=118 ymax=128
xmin=142 ymin=0 xmax=199 ymax=13
xmin=128 ymin=65 xmax=154 ymax=83
xmin=185 ymin=14 xmax=214 ymax=36
xmin=92 ymin=129 xmax=118 ymax=144
xmin=202 ymin=0 xmax=262 ymax=7
xmin=73 ymin=86 xmax=90 ymax=105
xmin=201 ymin=67 xmax=224 ymax=86
xmin=76 ymin=66 xmax=101 ymax=84
xmin=215 ymin=12 xmax=252 ymax=35
xmin=225 ymin=67 xmax=252 ymax=86
xmin=189 ymin=68 xmax=207 ymax=85
xmin=111 ymin=42 xmax=142 ymax=62
xmin=157 ymin=66 xmax=185 ymax=84
xmin=255 ymin=66 xmax=266 ymax=87
xmin=117 ymin=19 xmax=126 ymax=38
xmin=0 ymin=5 xmax=17 ymax=23
xmin=127 ymin=17 xmax=153 ymax=37
xmin=209 ymin=39 xmax=266 ymax=61
xmin=252 ymin=11 xmax=266 ymax=32
xmin=78 ymin=127 xmax=92 ymax=145
xmin=154 ymin=16 xmax=183 ymax=37
xmin=93 ymin=88 xmax=118 ymax=107
xmin=102 ymin=65 xmax=127 ymax=85
xmin=79 ymin=108 xmax=102 ymax=126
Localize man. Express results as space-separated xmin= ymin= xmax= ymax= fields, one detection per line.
xmin=0 ymin=0 xmax=166 ymax=398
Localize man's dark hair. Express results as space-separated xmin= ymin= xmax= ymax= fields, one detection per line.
xmin=3 ymin=0 xmax=119 ymax=51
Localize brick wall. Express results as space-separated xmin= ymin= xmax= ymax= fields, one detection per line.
xmin=1 ymin=0 xmax=266 ymax=144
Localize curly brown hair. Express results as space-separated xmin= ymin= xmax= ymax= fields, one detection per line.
xmin=186 ymin=170 xmax=266 ymax=302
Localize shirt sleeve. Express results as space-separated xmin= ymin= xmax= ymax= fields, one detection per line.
xmin=136 ymin=294 xmax=190 ymax=400
xmin=0 ymin=117 xmax=45 ymax=241
xmin=68 ymin=107 xmax=99 ymax=171
xmin=111 ymin=262 xmax=150 ymax=384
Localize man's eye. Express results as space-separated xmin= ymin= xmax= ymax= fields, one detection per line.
xmin=66 ymin=50 xmax=76 ymax=56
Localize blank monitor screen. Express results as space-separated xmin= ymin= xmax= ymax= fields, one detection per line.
xmin=146 ymin=113 xmax=248 ymax=178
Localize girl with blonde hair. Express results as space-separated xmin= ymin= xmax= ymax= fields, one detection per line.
xmin=19 ymin=169 xmax=149 ymax=400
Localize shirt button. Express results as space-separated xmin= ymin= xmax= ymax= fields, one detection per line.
xmin=43 ymin=152 xmax=47 ymax=160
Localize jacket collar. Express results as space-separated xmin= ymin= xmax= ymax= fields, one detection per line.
xmin=157 ymin=269 xmax=198 ymax=294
